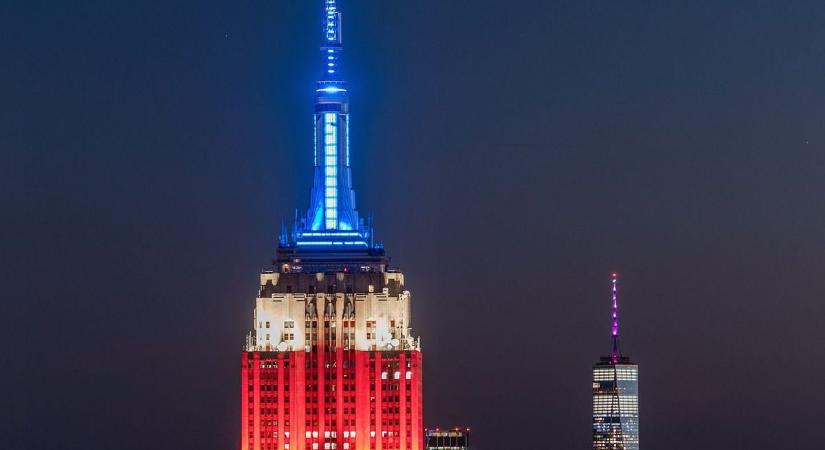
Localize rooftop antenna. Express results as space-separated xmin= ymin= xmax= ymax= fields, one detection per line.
xmin=610 ymin=273 xmax=621 ymax=363
xmin=321 ymin=0 xmax=343 ymax=80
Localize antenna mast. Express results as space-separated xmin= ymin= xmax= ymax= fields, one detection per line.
xmin=610 ymin=273 xmax=621 ymax=363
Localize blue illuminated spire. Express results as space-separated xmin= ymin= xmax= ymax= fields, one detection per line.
xmin=321 ymin=0 xmax=343 ymax=81
xmin=285 ymin=0 xmax=373 ymax=250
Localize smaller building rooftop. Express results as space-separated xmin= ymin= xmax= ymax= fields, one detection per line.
xmin=425 ymin=427 xmax=471 ymax=450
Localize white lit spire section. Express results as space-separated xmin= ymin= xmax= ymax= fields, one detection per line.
xmin=346 ymin=115 xmax=350 ymax=167
xmin=324 ymin=112 xmax=338 ymax=229
xmin=313 ymin=116 xmax=318 ymax=167
xmin=324 ymin=0 xmax=342 ymax=76
xmin=325 ymin=0 xmax=340 ymax=44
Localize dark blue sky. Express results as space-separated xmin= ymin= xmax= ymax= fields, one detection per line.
xmin=2 ymin=1 xmax=825 ymax=449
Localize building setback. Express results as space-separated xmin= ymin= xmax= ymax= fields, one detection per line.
xmin=592 ymin=274 xmax=639 ymax=450
xmin=241 ymin=2 xmax=423 ymax=450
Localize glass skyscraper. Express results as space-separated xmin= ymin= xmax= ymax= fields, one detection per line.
xmin=592 ymin=274 xmax=639 ymax=450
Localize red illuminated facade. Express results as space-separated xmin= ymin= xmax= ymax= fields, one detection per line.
xmin=242 ymin=348 xmax=422 ymax=450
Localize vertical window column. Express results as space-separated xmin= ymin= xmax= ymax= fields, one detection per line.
xmin=324 ymin=112 xmax=338 ymax=229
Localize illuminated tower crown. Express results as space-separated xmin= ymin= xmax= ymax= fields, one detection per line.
xmin=278 ymin=0 xmax=379 ymax=268
xmin=242 ymin=4 xmax=424 ymax=449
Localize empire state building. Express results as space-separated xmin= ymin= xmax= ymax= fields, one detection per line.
xmin=241 ymin=2 xmax=424 ymax=450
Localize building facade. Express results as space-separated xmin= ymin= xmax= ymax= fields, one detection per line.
xmin=241 ymin=2 xmax=423 ymax=450
xmin=592 ymin=274 xmax=639 ymax=450
xmin=425 ymin=429 xmax=470 ymax=450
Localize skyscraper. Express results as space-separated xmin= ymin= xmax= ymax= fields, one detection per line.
xmin=592 ymin=274 xmax=639 ymax=450
xmin=241 ymin=2 xmax=424 ymax=450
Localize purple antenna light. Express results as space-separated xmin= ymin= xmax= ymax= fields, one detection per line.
xmin=610 ymin=273 xmax=620 ymax=363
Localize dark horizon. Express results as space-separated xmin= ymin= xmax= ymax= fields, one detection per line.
xmin=2 ymin=1 xmax=825 ymax=449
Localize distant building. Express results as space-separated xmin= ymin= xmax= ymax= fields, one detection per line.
xmin=592 ymin=274 xmax=639 ymax=450
xmin=425 ymin=429 xmax=470 ymax=450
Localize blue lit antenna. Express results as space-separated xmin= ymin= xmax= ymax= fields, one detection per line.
xmin=322 ymin=0 xmax=343 ymax=79
xmin=286 ymin=0 xmax=372 ymax=249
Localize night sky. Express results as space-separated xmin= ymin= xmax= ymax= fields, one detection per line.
xmin=2 ymin=1 xmax=825 ymax=449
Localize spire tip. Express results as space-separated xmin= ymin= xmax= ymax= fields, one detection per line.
xmin=610 ymin=273 xmax=620 ymax=363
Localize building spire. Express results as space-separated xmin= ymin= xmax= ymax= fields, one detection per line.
xmin=610 ymin=273 xmax=621 ymax=363
xmin=277 ymin=0 xmax=375 ymax=250
xmin=321 ymin=0 xmax=343 ymax=81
